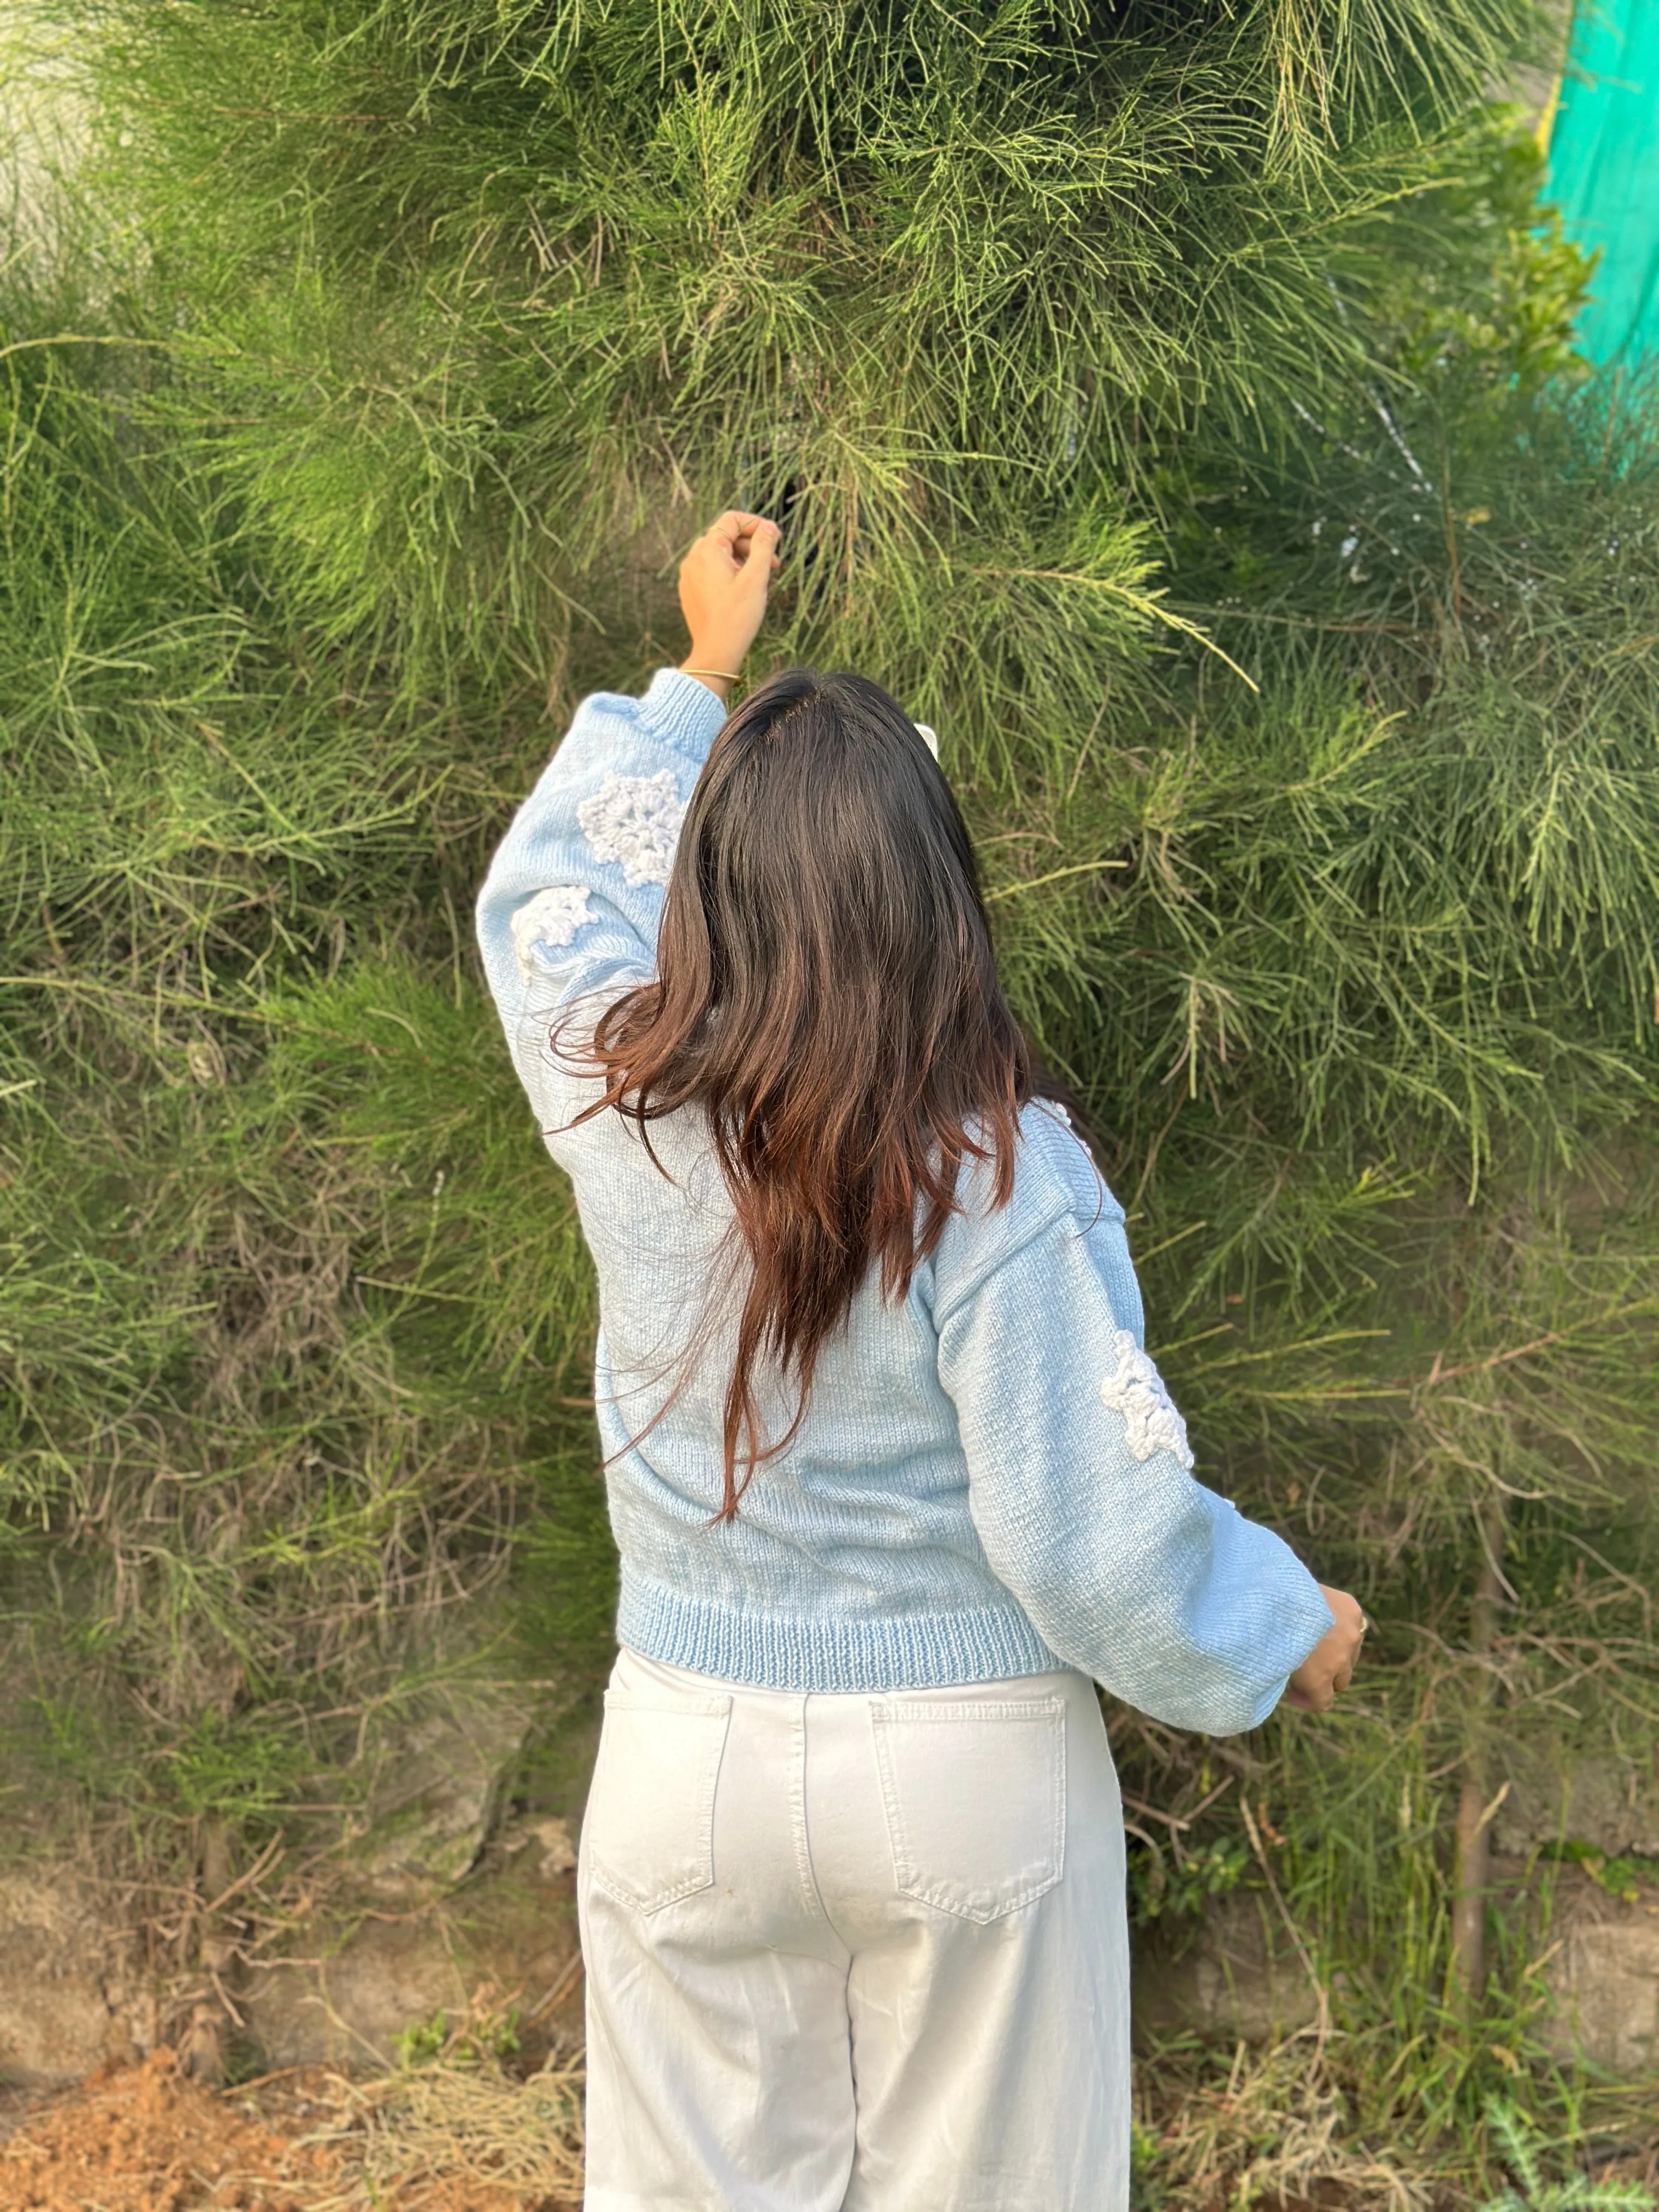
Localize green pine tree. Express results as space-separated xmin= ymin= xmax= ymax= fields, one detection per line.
xmin=2 ymin=0 xmax=1656 ymax=2155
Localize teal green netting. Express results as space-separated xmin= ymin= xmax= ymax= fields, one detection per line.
xmin=1547 ymin=0 xmax=1659 ymax=363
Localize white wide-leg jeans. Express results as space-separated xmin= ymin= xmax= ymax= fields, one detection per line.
xmin=578 ymin=1647 xmax=1130 ymax=2212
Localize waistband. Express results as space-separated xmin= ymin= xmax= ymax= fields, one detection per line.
xmin=613 ymin=1642 xmax=1089 ymax=1707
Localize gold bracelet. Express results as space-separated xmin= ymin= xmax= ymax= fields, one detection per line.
xmin=681 ymin=665 xmax=742 ymax=683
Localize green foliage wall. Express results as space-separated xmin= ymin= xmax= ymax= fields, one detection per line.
xmin=3 ymin=0 xmax=1657 ymax=2141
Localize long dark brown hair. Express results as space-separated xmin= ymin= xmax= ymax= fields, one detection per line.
xmin=574 ymin=667 xmax=1041 ymax=1519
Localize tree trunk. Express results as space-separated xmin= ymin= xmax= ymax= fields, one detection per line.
xmin=1448 ymin=1497 xmax=1508 ymax=2013
xmin=180 ymin=1821 xmax=239 ymax=2085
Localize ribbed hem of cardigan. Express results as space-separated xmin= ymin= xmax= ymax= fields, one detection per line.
xmin=616 ymin=1571 xmax=1063 ymax=1692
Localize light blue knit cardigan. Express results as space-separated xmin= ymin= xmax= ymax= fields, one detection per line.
xmin=476 ymin=669 xmax=1333 ymax=1730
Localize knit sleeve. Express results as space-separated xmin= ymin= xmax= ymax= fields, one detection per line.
xmin=473 ymin=669 xmax=727 ymax=1101
xmin=935 ymin=1204 xmax=1335 ymax=1735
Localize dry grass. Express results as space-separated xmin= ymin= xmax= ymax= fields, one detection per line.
xmin=347 ymin=2060 xmax=584 ymax=2208
xmin=1140 ymin=2037 xmax=1437 ymax=2212
xmin=11 ymin=2027 xmax=1657 ymax=2212
xmin=265 ymin=2058 xmax=586 ymax=2211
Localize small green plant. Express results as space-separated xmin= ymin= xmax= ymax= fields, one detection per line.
xmin=1479 ymin=2101 xmax=1655 ymax=2212
xmin=1129 ymin=2119 xmax=1168 ymax=2212
xmin=393 ymin=2000 xmax=522 ymax=2073
xmin=1539 ymin=1841 xmax=1656 ymax=1908
xmin=393 ymin=2013 xmax=452 ymax=2072
xmin=1128 ymin=1835 xmax=1253 ymax=1926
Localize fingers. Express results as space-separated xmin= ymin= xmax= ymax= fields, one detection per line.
xmin=1321 ymin=1588 xmax=1367 ymax=1664
xmin=698 ymin=511 xmax=782 ymax=566
xmin=1283 ymin=1680 xmax=1332 ymax=1714
xmin=728 ymin=523 xmax=782 ymax=579
xmin=709 ymin=509 xmax=770 ymax=537
xmin=737 ymin=518 xmax=782 ymax=569
xmin=704 ymin=510 xmax=775 ymax=557
xmin=703 ymin=510 xmax=755 ymax=548
xmin=1282 ymin=1585 xmax=1370 ymax=1719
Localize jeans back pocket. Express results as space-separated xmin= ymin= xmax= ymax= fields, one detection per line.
xmin=583 ymin=1690 xmax=732 ymax=1914
xmin=871 ymin=1695 xmax=1065 ymax=1923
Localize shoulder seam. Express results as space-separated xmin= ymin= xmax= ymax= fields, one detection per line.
xmin=933 ymin=1191 xmax=1101 ymax=1334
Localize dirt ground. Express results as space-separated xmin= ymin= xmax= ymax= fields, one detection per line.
xmin=7 ymin=2038 xmax=1657 ymax=2212
xmin=0 ymin=2047 xmax=582 ymax=2212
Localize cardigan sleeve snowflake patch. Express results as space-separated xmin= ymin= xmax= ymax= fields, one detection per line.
xmin=509 ymin=884 xmax=596 ymax=979
xmin=1099 ymin=1330 xmax=1194 ymax=1468
xmin=577 ymin=769 xmax=686 ymax=886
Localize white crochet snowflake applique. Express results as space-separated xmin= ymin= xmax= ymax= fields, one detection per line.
xmin=1099 ymin=1331 xmax=1194 ymax=1468
xmin=576 ymin=769 xmax=686 ymax=887
xmin=510 ymin=885 xmax=595 ymax=979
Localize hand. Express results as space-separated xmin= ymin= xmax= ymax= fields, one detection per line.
xmin=1281 ymin=1585 xmax=1367 ymax=1713
xmin=678 ymin=510 xmax=781 ymax=699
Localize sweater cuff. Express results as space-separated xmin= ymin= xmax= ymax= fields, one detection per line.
xmin=1248 ymin=1673 xmax=1293 ymax=1726
xmin=640 ymin=666 xmax=730 ymax=765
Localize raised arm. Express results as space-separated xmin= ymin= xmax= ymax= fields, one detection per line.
xmin=936 ymin=1185 xmax=1343 ymax=1735
xmin=475 ymin=512 xmax=780 ymax=1095
xmin=475 ymin=669 xmax=727 ymax=1056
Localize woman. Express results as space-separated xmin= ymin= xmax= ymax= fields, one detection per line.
xmin=476 ymin=511 xmax=1364 ymax=2212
